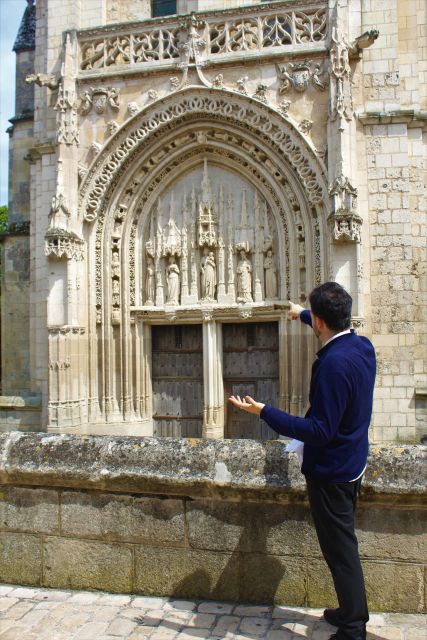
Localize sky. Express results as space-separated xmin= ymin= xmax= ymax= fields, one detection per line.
xmin=0 ymin=0 xmax=26 ymax=207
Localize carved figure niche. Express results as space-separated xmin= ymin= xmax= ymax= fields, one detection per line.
xmin=139 ymin=160 xmax=281 ymax=307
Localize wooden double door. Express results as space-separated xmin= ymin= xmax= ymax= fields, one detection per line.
xmin=151 ymin=321 xmax=279 ymax=439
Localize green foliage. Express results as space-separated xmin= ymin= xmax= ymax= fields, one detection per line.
xmin=0 ymin=205 xmax=8 ymax=232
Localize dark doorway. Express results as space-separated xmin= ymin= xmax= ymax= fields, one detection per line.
xmin=152 ymin=324 xmax=203 ymax=437
xmin=223 ymin=321 xmax=279 ymax=439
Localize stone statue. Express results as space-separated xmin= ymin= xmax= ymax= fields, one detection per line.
xmin=145 ymin=256 xmax=155 ymax=305
xmin=201 ymin=249 xmax=217 ymax=301
xmin=264 ymin=249 xmax=277 ymax=299
xmin=166 ymin=256 xmax=180 ymax=304
xmin=111 ymin=251 xmax=120 ymax=277
xmin=236 ymin=249 xmax=253 ymax=303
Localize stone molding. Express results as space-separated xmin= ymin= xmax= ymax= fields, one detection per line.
xmin=80 ymin=87 xmax=326 ymax=222
xmin=0 ymin=432 xmax=424 ymax=504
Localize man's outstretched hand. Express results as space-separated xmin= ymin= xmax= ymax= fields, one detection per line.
xmin=228 ymin=395 xmax=265 ymax=415
xmin=288 ymin=300 xmax=305 ymax=320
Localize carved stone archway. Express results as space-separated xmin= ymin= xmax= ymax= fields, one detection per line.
xmin=51 ymin=87 xmax=329 ymax=434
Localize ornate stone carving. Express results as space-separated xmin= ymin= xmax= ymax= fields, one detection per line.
xmin=90 ymin=141 xmax=102 ymax=155
xmin=264 ymin=249 xmax=277 ymax=299
xmin=329 ymin=28 xmax=354 ymax=124
xmin=278 ymin=99 xmax=291 ymax=116
xmin=26 ymin=73 xmax=59 ymax=90
xmin=78 ymin=6 xmax=327 ymax=72
xmin=54 ymin=34 xmax=79 ymax=147
xmin=127 ymin=102 xmax=140 ymax=117
xmin=200 ymin=249 xmax=217 ymax=301
xmin=212 ymin=74 xmax=224 ymax=89
xmin=276 ymin=60 xmax=326 ymax=94
xmin=79 ymin=86 xmax=120 ymax=115
xmin=351 ymin=316 xmax=365 ymax=332
xmin=45 ymin=229 xmax=85 ymax=261
xmin=166 ymin=256 xmax=180 ymax=304
xmin=107 ymin=120 xmax=119 ymax=136
xmin=148 ymin=89 xmax=158 ymax=101
xmin=253 ymin=84 xmax=268 ymax=103
xmin=78 ymin=164 xmax=88 ymax=180
xmin=328 ymin=208 xmax=362 ymax=243
xmin=329 ymin=174 xmax=358 ymax=213
xmin=236 ymin=249 xmax=253 ymax=303
xmin=299 ymin=119 xmax=313 ymax=134
xmin=239 ymin=307 xmax=253 ymax=319
xmin=145 ymin=256 xmax=155 ymax=305
xmin=236 ymin=76 xmax=248 ymax=95
xmin=80 ymin=91 xmax=325 ymax=222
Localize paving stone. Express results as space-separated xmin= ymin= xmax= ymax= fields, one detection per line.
xmin=91 ymin=605 xmax=122 ymax=621
xmin=1 ymin=600 xmax=34 ymax=619
xmin=367 ymin=628 xmax=402 ymax=640
xmin=293 ymin=622 xmax=315 ymax=637
xmin=97 ymin=593 xmax=132 ymax=606
xmin=197 ymin=601 xmax=234 ymax=614
xmin=14 ymin=608 xmax=50 ymax=627
xmin=7 ymin=587 xmax=39 ymax=599
xmin=0 ymin=598 xmax=19 ymax=612
xmin=34 ymin=589 xmax=71 ymax=602
xmin=234 ymin=604 xmax=272 ymax=616
xmin=266 ymin=630 xmax=296 ymax=639
xmin=106 ymin=617 xmax=138 ymax=636
xmin=131 ymin=596 xmax=168 ymax=609
xmin=272 ymin=606 xmax=305 ymax=620
xmin=0 ymin=629 xmax=38 ymax=640
xmin=186 ymin=612 xmax=216 ymax=628
xmin=0 ymin=587 xmax=14 ymax=596
xmin=165 ymin=600 xmax=198 ymax=612
xmin=73 ymin=621 xmax=110 ymax=638
xmin=211 ymin=614 xmax=241 ymax=633
xmin=239 ymin=615 xmax=272 ymax=635
xmin=67 ymin=591 xmax=101 ymax=604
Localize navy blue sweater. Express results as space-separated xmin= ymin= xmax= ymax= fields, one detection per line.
xmin=260 ymin=310 xmax=376 ymax=482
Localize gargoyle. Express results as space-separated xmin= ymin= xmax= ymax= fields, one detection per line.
xmin=26 ymin=73 xmax=59 ymax=90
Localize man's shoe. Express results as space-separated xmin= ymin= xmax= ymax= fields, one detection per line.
xmin=323 ymin=608 xmax=341 ymax=626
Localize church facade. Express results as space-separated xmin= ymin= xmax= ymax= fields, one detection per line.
xmin=1 ymin=0 xmax=426 ymax=442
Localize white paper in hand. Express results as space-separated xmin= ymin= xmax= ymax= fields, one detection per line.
xmin=286 ymin=439 xmax=304 ymax=468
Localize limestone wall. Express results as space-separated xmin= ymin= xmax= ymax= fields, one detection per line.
xmin=0 ymin=433 xmax=425 ymax=612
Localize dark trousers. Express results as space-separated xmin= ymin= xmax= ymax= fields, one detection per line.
xmin=306 ymin=476 xmax=369 ymax=640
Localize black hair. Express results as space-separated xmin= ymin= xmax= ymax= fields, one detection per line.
xmin=309 ymin=282 xmax=352 ymax=331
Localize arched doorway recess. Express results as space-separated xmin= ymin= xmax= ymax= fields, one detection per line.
xmin=76 ymin=87 xmax=329 ymax=436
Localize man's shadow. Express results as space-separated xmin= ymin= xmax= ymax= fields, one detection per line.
xmin=132 ymin=442 xmax=398 ymax=639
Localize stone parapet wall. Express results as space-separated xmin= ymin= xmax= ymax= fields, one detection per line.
xmin=0 ymin=433 xmax=425 ymax=612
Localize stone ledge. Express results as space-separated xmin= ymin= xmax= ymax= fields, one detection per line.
xmin=0 ymin=395 xmax=41 ymax=411
xmin=0 ymin=432 xmax=424 ymax=504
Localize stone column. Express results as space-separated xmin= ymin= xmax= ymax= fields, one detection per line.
xmin=202 ymin=318 xmax=224 ymax=439
xmin=278 ymin=315 xmax=289 ymax=412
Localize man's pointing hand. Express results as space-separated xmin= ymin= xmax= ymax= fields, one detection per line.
xmin=288 ymin=300 xmax=305 ymax=320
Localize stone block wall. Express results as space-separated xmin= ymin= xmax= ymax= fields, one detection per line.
xmin=357 ymin=0 xmax=427 ymax=443
xmin=0 ymin=433 xmax=425 ymax=613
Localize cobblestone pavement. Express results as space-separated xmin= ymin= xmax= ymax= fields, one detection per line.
xmin=0 ymin=585 xmax=425 ymax=640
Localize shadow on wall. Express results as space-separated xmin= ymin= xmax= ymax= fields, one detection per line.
xmin=173 ymin=449 xmax=313 ymax=606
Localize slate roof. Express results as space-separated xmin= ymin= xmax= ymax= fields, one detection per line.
xmin=13 ymin=0 xmax=36 ymax=53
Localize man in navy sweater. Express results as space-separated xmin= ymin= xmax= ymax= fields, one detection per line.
xmin=229 ymin=282 xmax=376 ymax=640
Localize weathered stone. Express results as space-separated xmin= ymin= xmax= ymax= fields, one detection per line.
xmin=306 ymin=560 xmax=338 ymax=608
xmin=134 ymin=546 xmax=240 ymax=601
xmin=43 ymin=537 xmax=133 ymax=593
xmin=240 ymin=553 xmax=307 ymax=606
xmin=0 ymin=532 xmax=42 ymax=585
xmin=356 ymin=506 xmax=427 ymax=561
xmin=363 ymin=561 xmax=425 ymax=613
xmin=0 ymin=485 xmax=59 ymax=534
xmin=61 ymin=491 xmax=185 ymax=545
xmin=0 ymin=433 xmax=423 ymax=504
